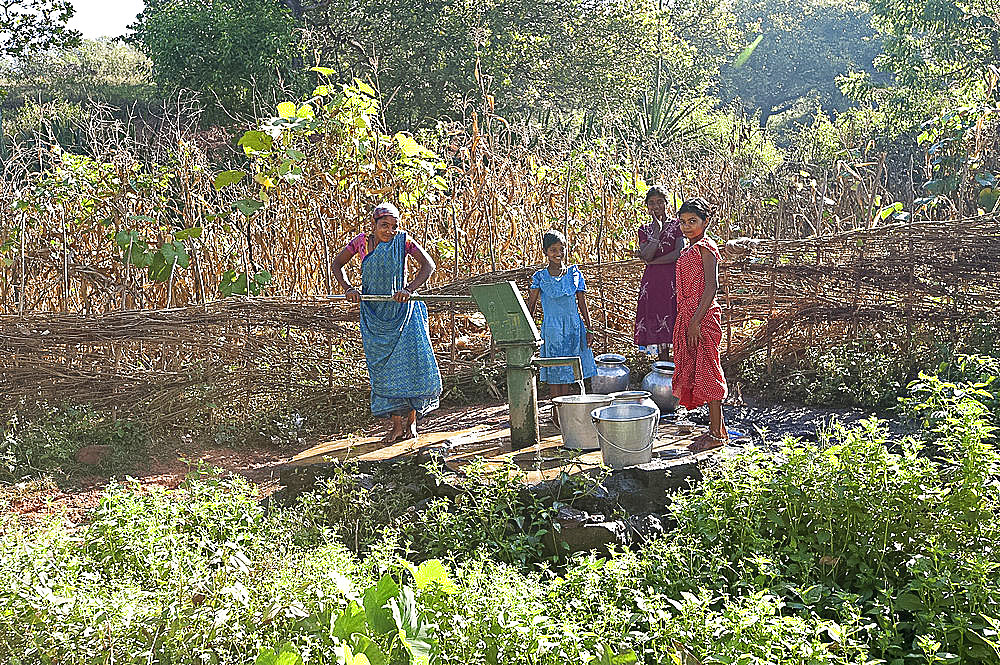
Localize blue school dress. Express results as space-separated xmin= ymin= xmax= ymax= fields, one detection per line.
xmin=530 ymin=265 xmax=598 ymax=385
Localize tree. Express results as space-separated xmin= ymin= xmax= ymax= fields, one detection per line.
xmin=300 ymin=0 xmax=659 ymax=129
xmin=0 ymin=0 xmax=81 ymax=60
xmin=869 ymin=0 xmax=998 ymax=97
xmin=129 ymin=0 xmax=299 ymax=120
xmin=719 ymin=0 xmax=881 ymax=128
xmin=1 ymin=39 xmax=154 ymax=106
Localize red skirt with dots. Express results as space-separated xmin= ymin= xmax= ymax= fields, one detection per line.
xmin=672 ymin=237 xmax=728 ymax=409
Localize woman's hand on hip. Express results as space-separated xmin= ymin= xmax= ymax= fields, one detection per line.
xmin=393 ymin=288 xmax=412 ymax=303
xmin=586 ymin=331 xmax=594 ymax=348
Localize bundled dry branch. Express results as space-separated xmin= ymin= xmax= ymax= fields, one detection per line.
xmin=3 ymin=214 xmax=995 ymax=418
xmin=1 ymin=100 xmax=995 ymax=420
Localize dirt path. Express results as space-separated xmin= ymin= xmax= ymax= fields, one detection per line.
xmin=2 ymin=398 xmax=909 ymax=528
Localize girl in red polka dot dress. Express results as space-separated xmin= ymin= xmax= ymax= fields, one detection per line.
xmin=672 ymin=198 xmax=728 ymax=451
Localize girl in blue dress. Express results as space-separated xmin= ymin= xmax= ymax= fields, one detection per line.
xmin=526 ymin=230 xmax=598 ymax=408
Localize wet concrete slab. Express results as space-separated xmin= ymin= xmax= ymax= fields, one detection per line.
xmin=287 ymin=401 xmax=722 ymax=484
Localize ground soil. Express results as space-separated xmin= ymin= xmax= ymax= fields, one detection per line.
xmin=2 ymin=396 xmax=908 ymax=528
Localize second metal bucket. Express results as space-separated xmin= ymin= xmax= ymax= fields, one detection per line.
xmin=591 ymin=403 xmax=658 ymax=469
xmin=553 ymin=394 xmax=614 ymax=450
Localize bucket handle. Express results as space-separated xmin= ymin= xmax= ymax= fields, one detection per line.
xmin=592 ymin=418 xmax=656 ymax=454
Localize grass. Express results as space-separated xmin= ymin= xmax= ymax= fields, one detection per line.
xmin=2 ymin=363 xmax=999 ymax=664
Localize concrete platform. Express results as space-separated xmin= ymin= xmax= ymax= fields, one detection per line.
xmin=288 ymin=402 xmax=720 ymax=484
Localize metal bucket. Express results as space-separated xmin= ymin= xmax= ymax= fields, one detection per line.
xmin=553 ymin=394 xmax=614 ymax=450
xmin=590 ymin=404 xmax=657 ymax=469
xmin=608 ymin=390 xmax=660 ymax=416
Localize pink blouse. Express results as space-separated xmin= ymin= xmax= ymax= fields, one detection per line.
xmin=348 ymin=232 xmax=418 ymax=262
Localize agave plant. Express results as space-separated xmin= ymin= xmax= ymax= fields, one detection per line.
xmin=634 ymin=76 xmax=706 ymax=143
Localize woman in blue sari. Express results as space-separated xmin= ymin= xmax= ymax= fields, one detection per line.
xmin=332 ymin=203 xmax=441 ymax=443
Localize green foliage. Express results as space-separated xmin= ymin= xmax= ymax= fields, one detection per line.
xmin=129 ymin=0 xmax=299 ymax=119
xmin=293 ymin=461 xmax=425 ymax=552
xmin=303 ymin=0 xmax=658 ymax=129
xmin=914 ymin=104 xmax=999 ymax=216
xmin=741 ymin=333 xmax=949 ymax=409
xmin=632 ymin=83 xmax=706 ymax=143
xmin=868 ymin=0 xmax=998 ymax=98
xmin=0 ymin=38 xmax=154 ymax=107
xmin=720 ymin=0 xmax=882 ymax=128
xmin=219 ymin=267 xmax=273 ymax=297
xmin=1 ymin=403 xmax=147 ymax=482
xmin=0 ymin=0 xmax=80 ymax=61
xmin=4 ymin=385 xmax=1000 ymax=663
xmin=209 ymin=77 xmax=448 ymax=259
xmin=400 ymin=458 xmax=575 ymax=565
xmin=668 ymin=410 xmax=1000 ymax=662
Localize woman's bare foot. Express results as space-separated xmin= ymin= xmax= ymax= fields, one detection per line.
xmin=380 ymin=415 xmax=406 ymax=443
xmin=400 ymin=410 xmax=418 ymax=440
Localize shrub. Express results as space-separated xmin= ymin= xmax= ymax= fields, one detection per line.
xmin=1 ymin=403 xmax=148 ymax=482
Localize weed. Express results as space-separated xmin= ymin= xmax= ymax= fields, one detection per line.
xmin=1 ymin=403 xmax=148 ymax=482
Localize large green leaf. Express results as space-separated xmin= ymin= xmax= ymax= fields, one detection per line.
xmin=234 ymin=199 xmax=264 ymax=218
xmin=332 ymin=601 xmax=367 ymax=640
xmin=394 ymin=133 xmax=435 ymax=159
xmin=174 ymin=227 xmax=203 ymax=241
xmin=254 ymin=643 xmax=303 ymax=665
xmin=239 ymin=130 xmax=273 ymax=154
xmin=412 ymin=560 xmax=459 ymax=594
xmin=363 ymin=574 xmax=400 ymax=636
xmin=389 ymin=586 xmax=437 ymax=665
xmin=350 ymin=635 xmax=387 ymax=665
xmin=214 ymin=170 xmax=246 ymax=190
xmin=161 ymin=240 xmax=190 ymax=269
xmin=114 ymin=229 xmax=139 ymax=252
xmin=219 ymin=269 xmax=247 ymax=297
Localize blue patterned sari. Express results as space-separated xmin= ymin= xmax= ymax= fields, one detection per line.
xmin=360 ymin=231 xmax=441 ymax=417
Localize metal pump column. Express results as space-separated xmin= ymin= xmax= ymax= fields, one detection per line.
xmin=470 ymin=281 xmax=584 ymax=450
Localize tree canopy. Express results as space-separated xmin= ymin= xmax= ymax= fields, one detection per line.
xmin=129 ymin=0 xmax=299 ymax=119
xmin=0 ymin=0 xmax=81 ymax=60
xmin=720 ymin=0 xmax=882 ymax=127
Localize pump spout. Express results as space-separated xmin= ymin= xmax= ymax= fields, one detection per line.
xmin=530 ymin=355 xmax=583 ymax=382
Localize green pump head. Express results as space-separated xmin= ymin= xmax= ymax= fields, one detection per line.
xmin=469 ymin=281 xmax=540 ymax=346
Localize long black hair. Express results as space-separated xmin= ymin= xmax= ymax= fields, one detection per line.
xmin=677 ymin=197 xmax=713 ymax=222
xmin=542 ymin=229 xmax=567 ymax=251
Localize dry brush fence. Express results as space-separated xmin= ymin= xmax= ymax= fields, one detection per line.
xmin=3 ymin=213 xmax=997 ymax=420
xmin=1 ymin=90 xmax=996 ymax=421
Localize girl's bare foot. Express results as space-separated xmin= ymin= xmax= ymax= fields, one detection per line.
xmin=688 ymin=432 xmax=726 ymax=453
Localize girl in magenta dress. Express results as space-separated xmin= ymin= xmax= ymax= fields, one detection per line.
xmin=635 ymin=185 xmax=683 ymax=361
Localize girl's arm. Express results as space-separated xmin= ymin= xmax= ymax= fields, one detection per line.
xmin=637 ymin=222 xmax=662 ymax=262
xmin=396 ymin=239 xmax=436 ymax=302
xmin=576 ymin=291 xmax=594 ymax=347
xmin=527 ymin=288 xmax=541 ymax=318
xmin=645 ymin=241 xmax=684 ymax=265
xmin=331 ymin=242 xmax=360 ymax=302
xmin=685 ymin=246 xmax=720 ymax=348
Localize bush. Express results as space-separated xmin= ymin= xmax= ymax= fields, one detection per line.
xmin=740 ymin=333 xmax=950 ymax=409
xmin=1 ymin=403 xmax=148 ymax=482
xmin=3 ymin=367 xmax=999 ymax=664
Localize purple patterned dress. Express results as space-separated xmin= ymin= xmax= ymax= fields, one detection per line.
xmin=634 ymin=218 xmax=681 ymax=346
